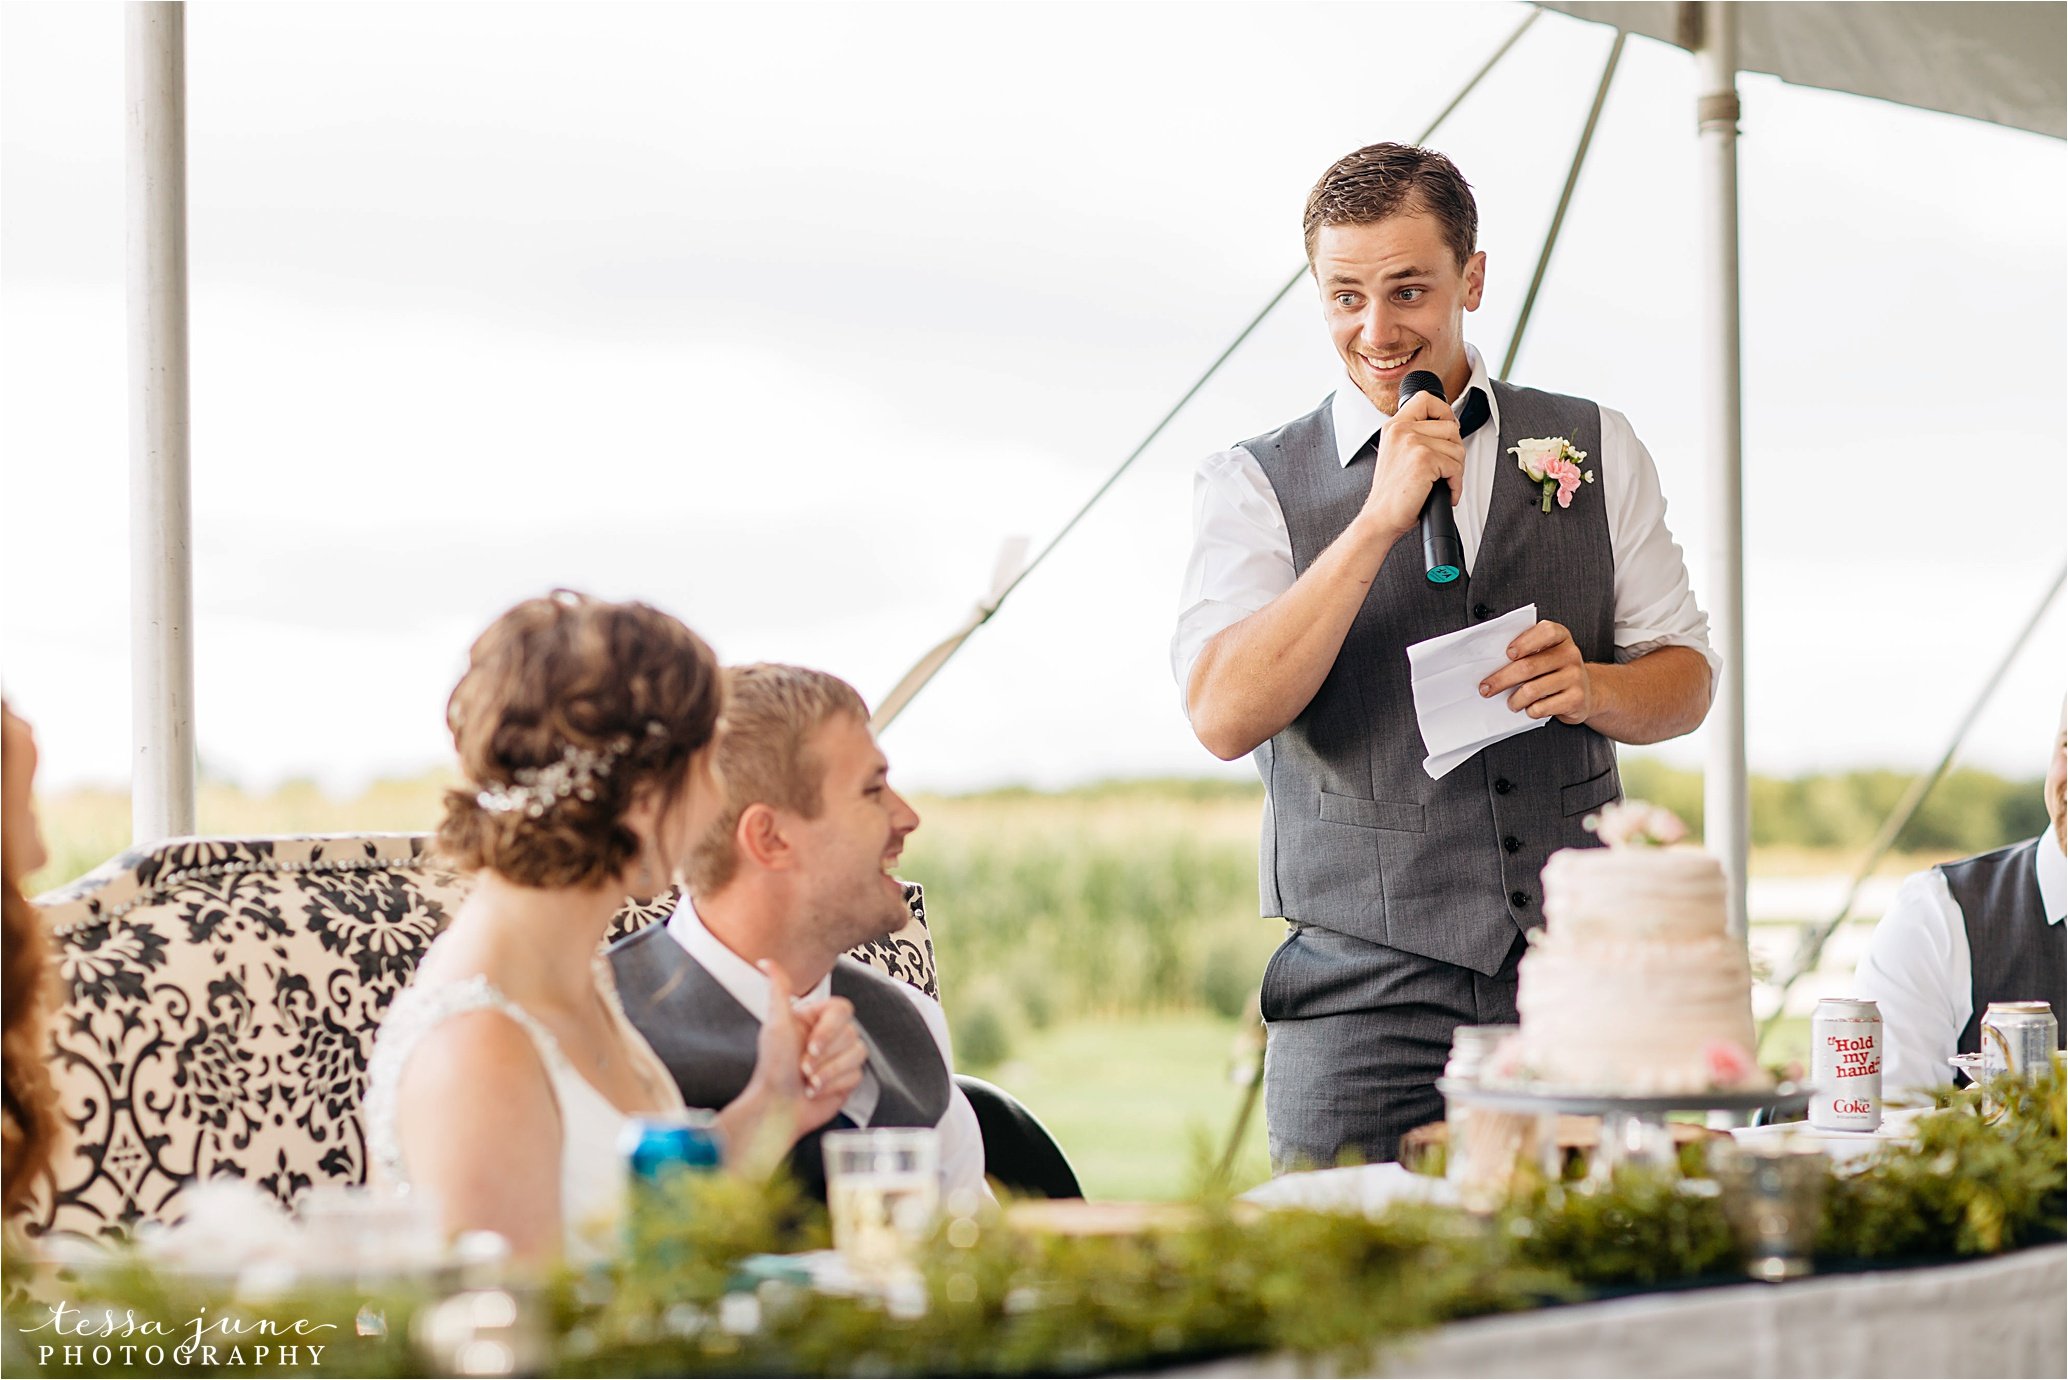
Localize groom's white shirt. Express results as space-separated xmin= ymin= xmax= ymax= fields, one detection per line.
xmin=1170 ymin=343 xmax=1718 ymax=704
xmin=666 ymin=898 xmax=992 ymax=1201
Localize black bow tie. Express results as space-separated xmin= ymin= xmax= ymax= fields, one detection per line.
xmin=1366 ymin=386 xmax=1491 ymax=457
xmin=1453 ymin=386 xmax=1492 ymax=438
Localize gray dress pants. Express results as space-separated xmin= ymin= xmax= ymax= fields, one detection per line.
xmin=1260 ymin=923 xmax=1525 ymax=1172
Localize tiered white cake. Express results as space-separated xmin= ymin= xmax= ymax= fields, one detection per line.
xmin=1514 ymin=812 xmax=1767 ymax=1093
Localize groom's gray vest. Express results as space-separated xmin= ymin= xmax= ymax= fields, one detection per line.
xmin=608 ymin=924 xmax=950 ymax=1190
xmin=1245 ymin=381 xmax=1620 ymax=976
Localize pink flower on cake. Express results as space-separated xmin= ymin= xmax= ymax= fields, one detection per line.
xmin=1485 ymin=1033 xmax=1529 ymax=1084
xmin=1582 ymin=799 xmax=1689 ymax=848
xmin=1701 ymin=1039 xmax=1758 ymax=1087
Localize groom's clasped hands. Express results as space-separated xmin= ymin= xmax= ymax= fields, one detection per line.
xmin=756 ymin=957 xmax=868 ymax=1134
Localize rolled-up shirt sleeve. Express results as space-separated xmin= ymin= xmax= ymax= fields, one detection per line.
xmin=1600 ymin=407 xmax=1720 ymax=688
xmin=1853 ymin=869 xmax=1971 ymax=1098
xmin=1170 ymin=446 xmax=1296 ymax=709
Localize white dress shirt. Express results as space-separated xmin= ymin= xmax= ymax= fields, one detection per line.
xmin=1170 ymin=344 xmax=1718 ymax=704
xmin=1853 ymin=829 xmax=2066 ymax=1097
xmin=666 ymin=900 xmax=992 ymax=1202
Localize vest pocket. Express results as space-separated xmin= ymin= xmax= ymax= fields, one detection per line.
xmin=1560 ymin=765 xmax=1622 ymax=817
xmin=1318 ymin=790 xmax=1426 ymax=833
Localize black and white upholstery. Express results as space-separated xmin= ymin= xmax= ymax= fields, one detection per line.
xmin=24 ymin=834 xmax=937 ymax=1241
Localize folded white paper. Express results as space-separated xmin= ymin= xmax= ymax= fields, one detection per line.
xmin=1406 ymin=603 xmax=1546 ymax=779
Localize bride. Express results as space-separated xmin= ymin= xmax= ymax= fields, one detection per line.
xmin=365 ymin=591 xmax=867 ymax=1261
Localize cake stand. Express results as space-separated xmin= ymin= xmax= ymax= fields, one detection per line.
xmin=1435 ymin=1080 xmax=1812 ymax=1184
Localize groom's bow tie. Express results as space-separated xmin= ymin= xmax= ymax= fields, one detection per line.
xmin=1452 ymin=387 xmax=1492 ymax=438
xmin=1367 ymin=386 xmax=1491 ymax=456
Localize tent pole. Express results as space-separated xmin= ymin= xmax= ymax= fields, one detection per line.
xmin=126 ymin=1 xmax=197 ymax=844
xmin=1694 ymin=1 xmax=1747 ymax=940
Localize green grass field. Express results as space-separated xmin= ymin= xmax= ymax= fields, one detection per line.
xmin=993 ymin=1012 xmax=1824 ymax=1201
xmin=980 ymin=1014 xmax=1272 ymax=1201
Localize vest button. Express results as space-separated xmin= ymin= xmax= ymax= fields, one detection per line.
xmin=1493 ymin=778 xmax=1513 ymax=795
xmin=1510 ymin=890 xmax=1531 ymax=908
xmin=1472 ymin=603 xmax=1493 ymax=620
xmin=1503 ymin=836 xmax=1521 ymax=854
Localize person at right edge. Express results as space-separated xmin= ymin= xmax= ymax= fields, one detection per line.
xmin=1173 ymin=143 xmax=1716 ymax=1170
xmin=1855 ymin=697 xmax=2066 ymax=1098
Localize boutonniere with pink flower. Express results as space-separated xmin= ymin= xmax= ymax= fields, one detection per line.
xmin=1510 ymin=436 xmax=1594 ymax=513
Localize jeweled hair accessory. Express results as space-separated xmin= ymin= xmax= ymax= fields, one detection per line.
xmin=474 ymin=721 xmax=666 ymax=818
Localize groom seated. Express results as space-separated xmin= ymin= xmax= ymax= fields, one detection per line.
xmin=611 ymin=662 xmax=992 ymax=1203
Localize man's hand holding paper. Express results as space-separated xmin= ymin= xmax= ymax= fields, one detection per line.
xmin=1406 ymin=603 xmax=1553 ymax=779
xmin=1480 ymin=617 xmax=1594 ymax=725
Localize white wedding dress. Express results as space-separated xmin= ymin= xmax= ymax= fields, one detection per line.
xmin=363 ymin=954 xmax=684 ymax=1261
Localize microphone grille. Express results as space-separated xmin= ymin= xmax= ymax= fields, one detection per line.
xmin=1398 ymin=370 xmax=1445 ymax=409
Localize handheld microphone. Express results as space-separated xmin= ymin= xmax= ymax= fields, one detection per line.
xmin=1399 ymin=370 xmax=1464 ymax=585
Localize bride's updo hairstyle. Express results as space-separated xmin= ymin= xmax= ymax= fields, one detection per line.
xmin=436 ymin=590 xmax=722 ymax=889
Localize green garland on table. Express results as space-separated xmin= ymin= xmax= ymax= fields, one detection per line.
xmin=567 ymin=1172 xmax=1564 ymax=1377
xmin=1818 ymin=1069 xmax=2067 ymax=1260
xmin=6 ymin=1066 xmax=2061 ymax=1379
xmin=1503 ymin=1165 xmax=1739 ymax=1287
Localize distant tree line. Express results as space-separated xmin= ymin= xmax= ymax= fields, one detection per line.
xmin=1618 ymin=759 xmax=2050 ymax=855
xmin=1028 ymin=762 xmax=2053 ymax=857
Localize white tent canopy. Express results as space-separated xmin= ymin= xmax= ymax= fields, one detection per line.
xmin=1540 ymin=2 xmax=2065 ymax=138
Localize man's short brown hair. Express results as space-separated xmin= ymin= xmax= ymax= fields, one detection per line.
xmin=1303 ymin=142 xmax=1478 ymax=270
xmin=686 ymin=663 xmax=869 ymax=894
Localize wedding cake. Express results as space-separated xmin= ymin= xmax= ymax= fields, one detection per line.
xmin=1511 ymin=802 xmax=1767 ymax=1093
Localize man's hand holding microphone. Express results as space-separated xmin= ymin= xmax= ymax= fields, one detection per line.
xmin=1356 ymin=373 xmax=1466 ymax=578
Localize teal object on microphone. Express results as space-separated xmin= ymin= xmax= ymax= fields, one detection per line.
xmin=1401 ymin=369 xmax=1468 ymax=586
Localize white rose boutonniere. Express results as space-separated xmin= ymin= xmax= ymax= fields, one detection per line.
xmin=1509 ymin=436 xmax=1594 ymax=513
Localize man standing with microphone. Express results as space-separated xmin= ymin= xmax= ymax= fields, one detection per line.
xmin=1174 ymin=143 xmax=1716 ymax=1169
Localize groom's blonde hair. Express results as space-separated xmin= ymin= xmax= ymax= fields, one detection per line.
xmin=686 ymin=663 xmax=869 ymax=894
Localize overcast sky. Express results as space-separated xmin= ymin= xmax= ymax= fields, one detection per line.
xmin=2 ymin=2 xmax=2062 ymax=798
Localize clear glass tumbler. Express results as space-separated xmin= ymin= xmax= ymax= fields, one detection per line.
xmin=823 ymin=1127 xmax=941 ymax=1283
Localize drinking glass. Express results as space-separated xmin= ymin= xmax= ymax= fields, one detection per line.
xmin=297 ymin=1183 xmax=445 ymax=1279
xmin=823 ymin=1127 xmax=941 ymax=1282
xmin=1714 ymin=1141 xmax=1828 ymax=1282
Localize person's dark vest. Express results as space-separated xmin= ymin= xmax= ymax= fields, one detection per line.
xmin=1245 ymin=381 xmax=1620 ymax=976
xmin=1939 ymin=838 xmax=2065 ymax=1052
xmin=608 ymin=924 xmax=951 ymax=1198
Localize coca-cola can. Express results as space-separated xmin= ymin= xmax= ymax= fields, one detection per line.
xmin=1980 ymin=1001 xmax=2059 ymax=1083
xmin=1810 ymin=997 xmax=1882 ymax=1131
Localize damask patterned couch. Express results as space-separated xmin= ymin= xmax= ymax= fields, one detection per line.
xmin=23 ymin=834 xmax=936 ymax=1243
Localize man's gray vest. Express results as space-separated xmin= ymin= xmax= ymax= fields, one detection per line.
xmin=1939 ymin=838 xmax=2065 ymax=1052
xmin=608 ymin=924 xmax=951 ymax=1190
xmin=1245 ymin=381 xmax=1620 ymax=976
